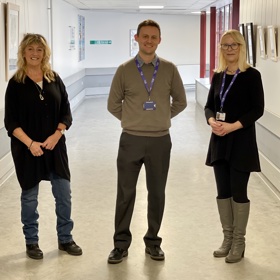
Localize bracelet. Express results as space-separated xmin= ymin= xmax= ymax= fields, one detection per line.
xmin=56 ymin=128 xmax=65 ymax=135
xmin=28 ymin=140 xmax=34 ymax=150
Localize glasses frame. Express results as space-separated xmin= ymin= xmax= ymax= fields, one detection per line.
xmin=220 ymin=43 xmax=240 ymax=50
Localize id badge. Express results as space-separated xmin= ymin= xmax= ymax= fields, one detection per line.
xmin=143 ymin=101 xmax=156 ymax=111
xmin=216 ymin=111 xmax=226 ymax=121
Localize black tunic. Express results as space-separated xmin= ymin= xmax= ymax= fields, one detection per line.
xmin=4 ymin=74 xmax=72 ymax=190
xmin=204 ymin=67 xmax=265 ymax=172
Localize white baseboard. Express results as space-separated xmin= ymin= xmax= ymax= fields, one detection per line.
xmin=0 ymin=152 xmax=14 ymax=188
xmin=70 ymin=90 xmax=86 ymax=112
xmin=85 ymin=87 xmax=110 ymax=95
xmin=259 ymin=152 xmax=280 ymax=192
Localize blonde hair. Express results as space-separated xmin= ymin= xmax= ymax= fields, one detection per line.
xmin=215 ymin=29 xmax=250 ymax=73
xmin=14 ymin=33 xmax=56 ymax=83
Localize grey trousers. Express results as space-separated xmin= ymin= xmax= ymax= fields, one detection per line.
xmin=113 ymin=132 xmax=172 ymax=250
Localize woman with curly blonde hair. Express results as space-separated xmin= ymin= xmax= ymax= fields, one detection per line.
xmin=4 ymin=33 xmax=82 ymax=259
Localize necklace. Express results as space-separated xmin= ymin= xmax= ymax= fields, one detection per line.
xmin=226 ymin=68 xmax=238 ymax=74
xmin=34 ymin=82 xmax=44 ymax=100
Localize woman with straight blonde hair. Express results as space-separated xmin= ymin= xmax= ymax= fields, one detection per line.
xmin=204 ymin=29 xmax=264 ymax=263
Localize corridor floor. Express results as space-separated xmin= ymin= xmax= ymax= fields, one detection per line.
xmin=1 ymin=91 xmax=280 ymax=280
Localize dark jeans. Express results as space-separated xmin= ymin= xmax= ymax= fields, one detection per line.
xmin=213 ymin=160 xmax=250 ymax=203
xmin=113 ymin=132 xmax=172 ymax=250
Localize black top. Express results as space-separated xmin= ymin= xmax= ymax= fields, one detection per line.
xmin=4 ymin=74 xmax=72 ymax=190
xmin=204 ymin=67 xmax=265 ymax=172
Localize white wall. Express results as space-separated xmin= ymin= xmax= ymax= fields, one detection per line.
xmin=240 ymin=0 xmax=280 ymax=118
xmin=51 ymin=0 xmax=86 ymax=78
xmin=83 ymin=12 xmax=200 ymax=68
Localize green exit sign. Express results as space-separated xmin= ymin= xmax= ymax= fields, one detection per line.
xmin=90 ymin=40 xmax=112 ymax=45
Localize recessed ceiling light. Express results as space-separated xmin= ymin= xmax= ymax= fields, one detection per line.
xmin=139 ymin=6 xmax=164 ymax=9
xmin=191 ymin=11 xmax=210 ymax=14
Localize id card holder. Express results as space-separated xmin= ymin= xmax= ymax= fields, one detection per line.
xmin=216 ymin=111 xmax=226 ymax=121
xmin=143 ymin=101 xmax=156 ymax=110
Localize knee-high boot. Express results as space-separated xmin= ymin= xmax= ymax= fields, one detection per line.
xmin=213 ymin=198 xmax=233 ymax=257
xmin=225 ymin=199 xmax=250 ymax=263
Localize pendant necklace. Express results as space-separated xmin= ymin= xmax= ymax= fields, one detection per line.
xmin=34 ymin=82 xmax=45 ymax=100
xmin=227 ymin=69 xmax=235 ymax=74
xmin=226 ymin=66 xmax=238 ymax=74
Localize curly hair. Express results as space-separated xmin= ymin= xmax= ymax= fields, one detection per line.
xmin=14 ymin=33 xmax=56 ymax=83
xmin=215 ymin=29 xmax=250 ymax=73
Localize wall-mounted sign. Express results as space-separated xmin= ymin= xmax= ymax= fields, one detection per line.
xmin=90 ymin=40 xmax=112 ymax=45
xmin=78 ymin=14 xmax=85 ymax=61
xmin=69 ymin=26 xmax=75 ymax=50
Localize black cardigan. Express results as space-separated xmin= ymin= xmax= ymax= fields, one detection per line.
xmin=204 ymin=67 xmax=264 ymax=172
xmin=4 ymin=74 xmax=72 ymax=190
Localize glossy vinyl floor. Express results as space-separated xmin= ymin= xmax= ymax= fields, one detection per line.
xmin=1 ymin=91 xmax=280 ymax=280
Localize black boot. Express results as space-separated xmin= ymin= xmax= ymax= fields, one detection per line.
xmin=108 ymin=248 xmax=128 ymax=264
xmin=26 ymin=244 xmax=43 ymax=259
xmin=58 ymin=241 xmax=83 ymax=256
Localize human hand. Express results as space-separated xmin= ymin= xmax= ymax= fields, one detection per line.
xmin=41 ymin=133 xmax=60 ymax=150
xmin=208 ymin=117 xmax=228 ymax=136
xmin=215 ymin=122 xmax=231 ymax=136
xmin=211 ymin=121 xmax=241 ymax=136
xmin=29 ymin=141 xmax=44 ymax=156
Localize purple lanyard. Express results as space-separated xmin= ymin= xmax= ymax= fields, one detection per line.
xmin=220 ymin=69 xmax=240 ymax=112
xmin=135 ymin=57 xmax=160 ymax=99
xmin=219 ymin=68 xmax=240 ymax=111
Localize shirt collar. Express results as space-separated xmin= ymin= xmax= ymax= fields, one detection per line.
xmin=136 ymin=54 xmax=158 ymax=67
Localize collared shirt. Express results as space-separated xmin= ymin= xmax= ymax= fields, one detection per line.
xmin=136 ymin=53 xmax=158 ymax=67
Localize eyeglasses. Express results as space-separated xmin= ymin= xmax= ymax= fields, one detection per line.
xmin=220 ymin=43 xmax=240 ymax=50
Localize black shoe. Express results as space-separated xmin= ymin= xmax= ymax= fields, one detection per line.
xmin=26 ymin=244 xmax=43 ymax=260
xmin=58 ymin=241 xmax=83 ymax=256
xmin=145 ymin=245 xmax=165 ymax=261
xmin=108 ymin=248 xmax=128 ymax=264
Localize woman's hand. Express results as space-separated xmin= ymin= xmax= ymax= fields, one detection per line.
xmin=209 ymin=118 xmax=226 ymax=136
xmin=29 ymin=141 xmax=44 ymax=156
xmin=208 ymin=117 xmax=243 ymax=136
xmin=41 ymin=132 xmax=62 ymax=150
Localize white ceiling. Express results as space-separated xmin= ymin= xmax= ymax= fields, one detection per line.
xmin=61 ymin=0 xmax=227 ymax=15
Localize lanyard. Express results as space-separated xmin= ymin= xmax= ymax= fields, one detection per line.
xmin=219 ymin=68 xmax=240 ymax=111
xmin=135 ymin=57 xmax=160 ymax=99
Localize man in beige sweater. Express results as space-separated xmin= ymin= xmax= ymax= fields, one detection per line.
xmin=107 ymin=19 xmax=187 ymax=264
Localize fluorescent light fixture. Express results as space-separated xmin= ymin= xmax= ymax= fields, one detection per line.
xmin=191 ymin=11 xmax=210 ymax=14
xmin=139 ymin=6 xmax=164 ymax=9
